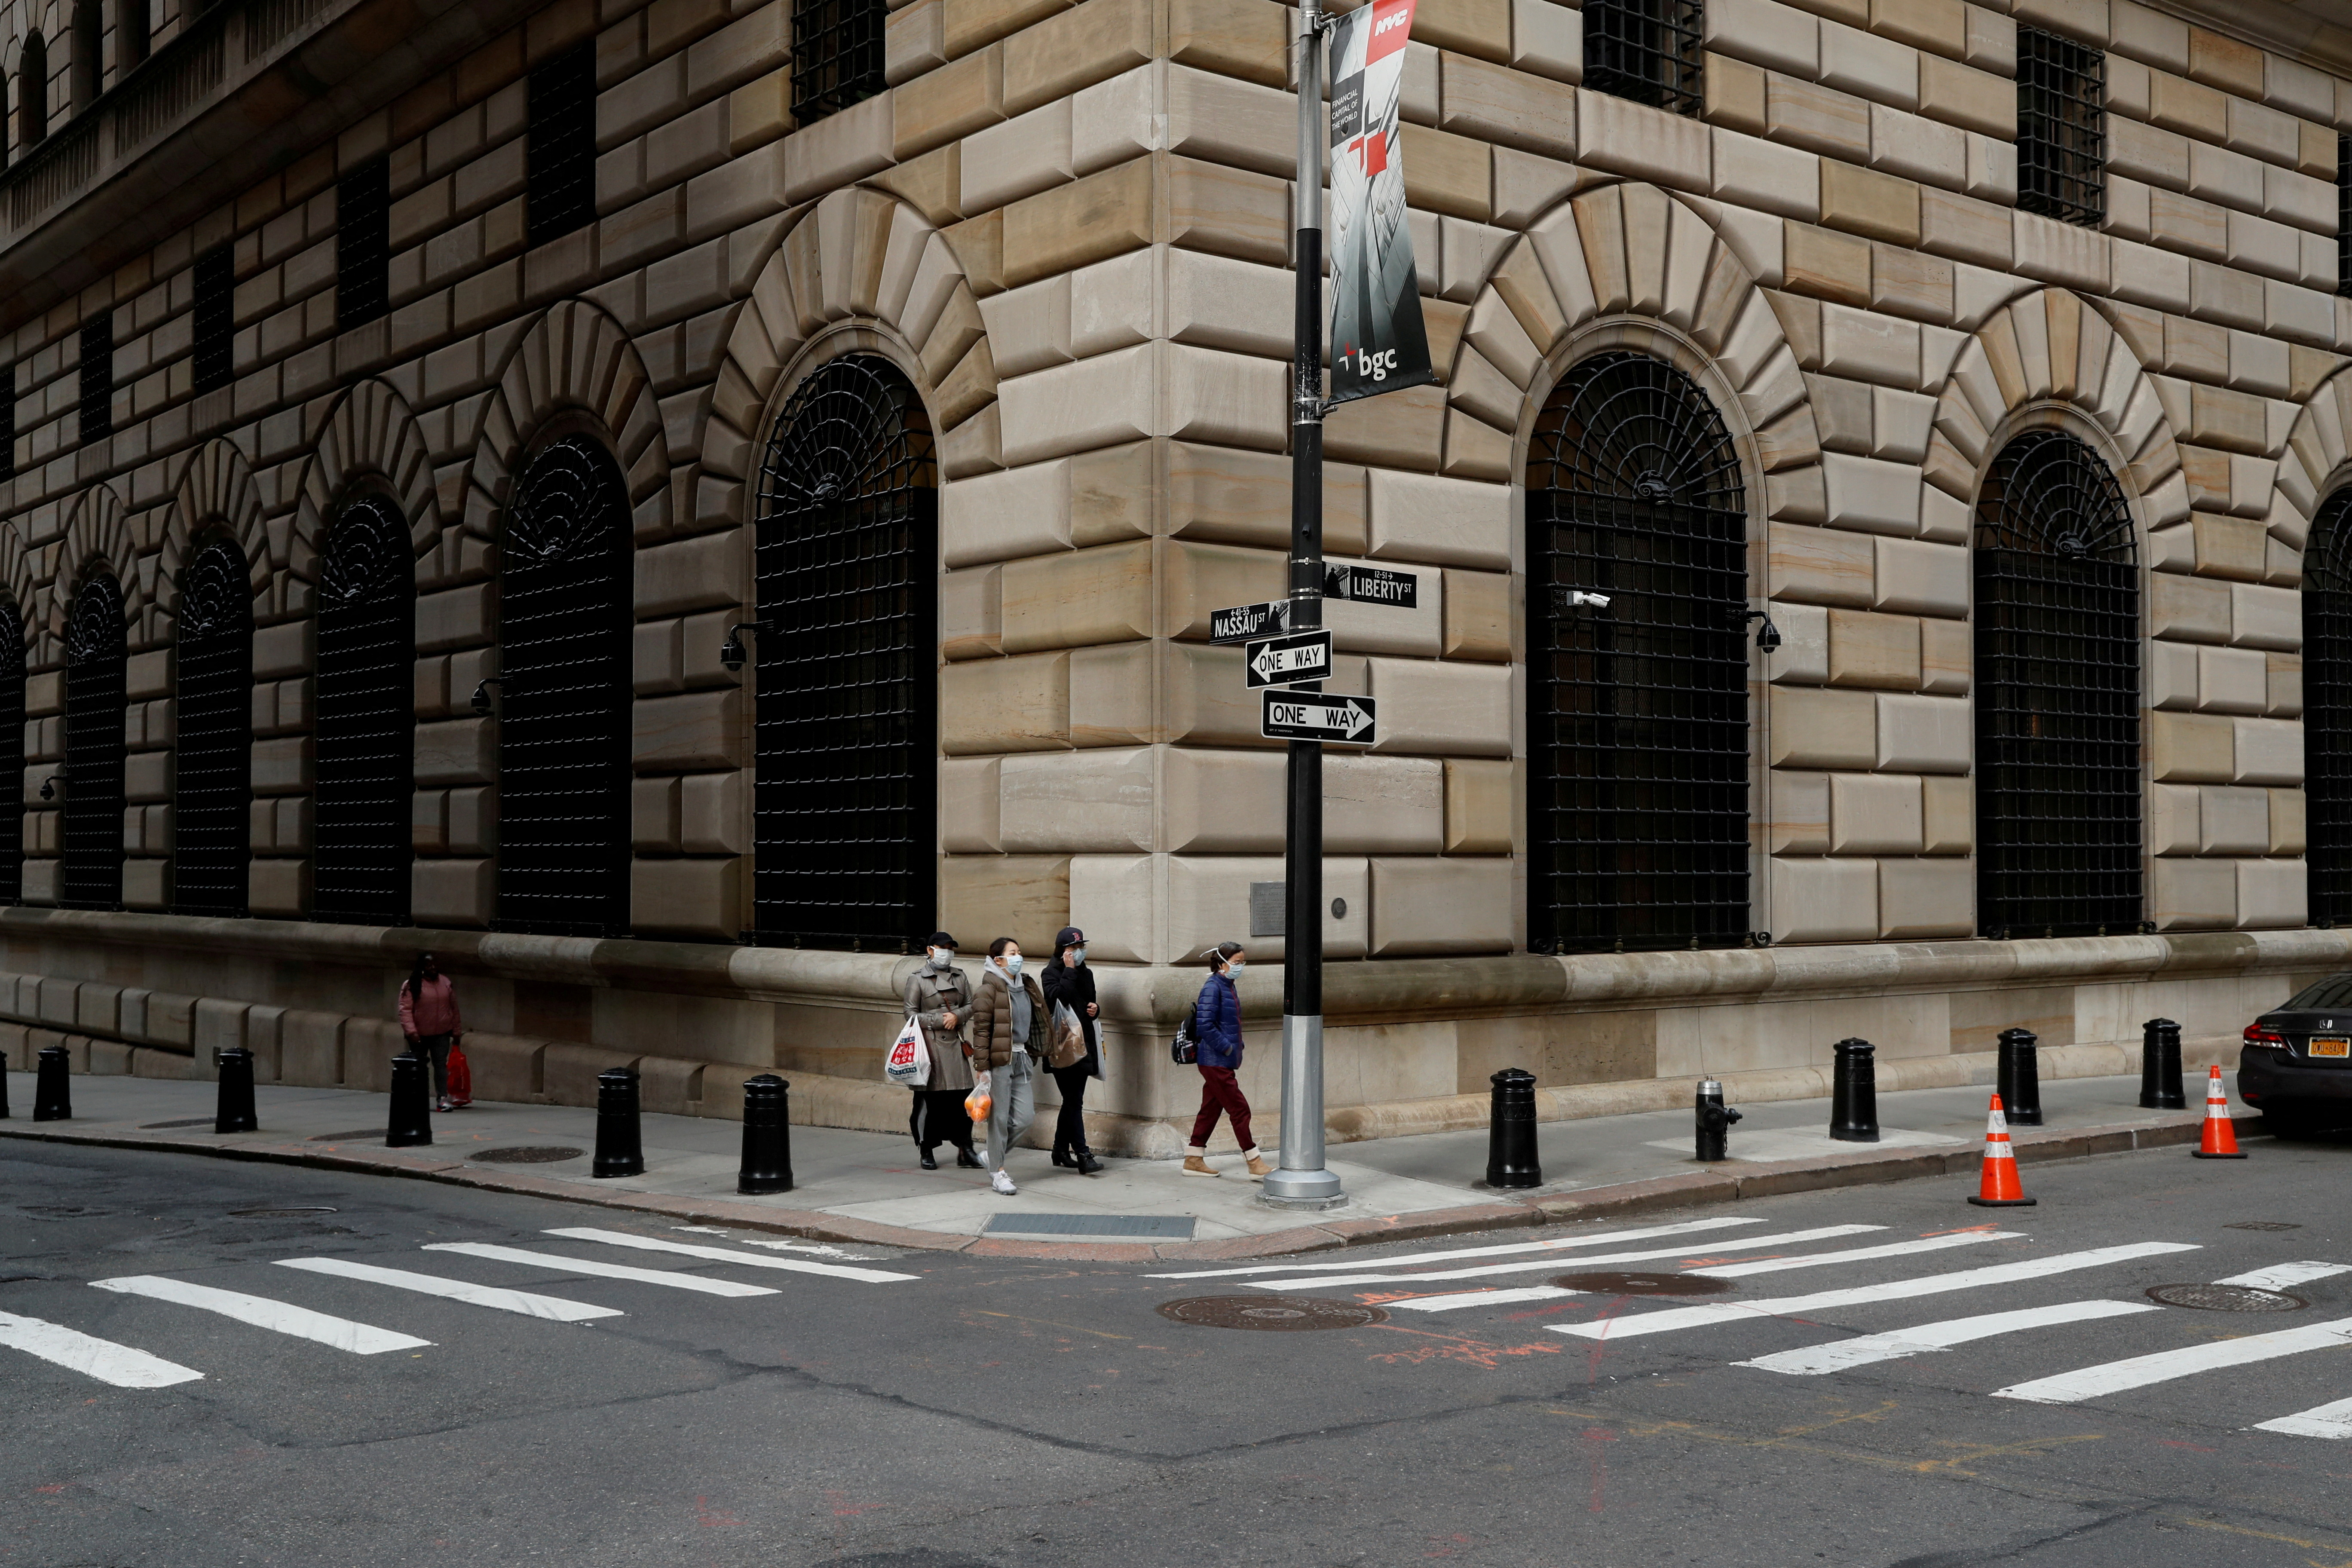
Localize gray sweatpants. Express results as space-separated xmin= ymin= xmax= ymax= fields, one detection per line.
xmin=984 ymin=1052 xmax=1035 ymax=1173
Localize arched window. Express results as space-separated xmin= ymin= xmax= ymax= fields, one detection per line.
xmin=750 ymin=354 xmax=937 ymax=951
xmin=496 ymin=434 xmax=631 ymax=936
xmin=1974 ymin=430 xmax=2141 ymax=937
xmin=114 ymin=0 xmax=147 ymax=73
xmin=0 ymin=75 xmax=12 ymax=171
xmin=60 ymin=574 xmax=124 ymax=909
xmin=313 ymin=494 xmax=415 ymax=925
xmin=2306 ymin=490 xmax=2352 ymax=925
xmin=19 ymin=33 xmax=47 ymax=148
xmin=1525 ymin=351 xmax=1751 ymax=953
xmin=173 ymin=539 xmax=251 ymax=918
xmin=0 ymin=603 xmax=23 ymax=903
xmin=69 ymin=0 xmax=99 ymax=114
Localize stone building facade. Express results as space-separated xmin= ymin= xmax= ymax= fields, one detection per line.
xmin=0 ymin=0 xmax=2349 ymax=1151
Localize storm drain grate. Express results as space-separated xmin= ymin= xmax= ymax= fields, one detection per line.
xmin=308 ymin=1129 xmax=384 ymax=1142
xmin=470 ymin=1146 xmax=587 ymax=1164
xmin=2225 ymin=1221 xmax=2303 ymax=1232
xmin=139 ymin=1117 xmax=218 ymax=1130
xmin=1158 ymin=1296 xmax=1389 ymax=1330
xmin=983 ymin=1213 xmax=1194 ymax=1239
xmin=1552 ymin=1270 xmax=1734 ymax=1297
xmin=2148 ymin=1283 xmax=2306 ymax=1312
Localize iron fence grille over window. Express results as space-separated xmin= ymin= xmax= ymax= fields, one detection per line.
xmin=791 ymin=0 xmax=883 ymax=124
xmin=1974 ymin=430 xmax=2141 ymax=938
xmin=313 ymin=494 xmax=414 ymax=925
xmin=495 ymin=435 xmax=631 ymax=937
xmin=0 ymin=603 xmax=23 ymax=903
xmin=2308 ymin=490 xmax=2352 ymax=925
xmin=61 ymin=575 xmax=125 ymax=910
xmin=78 ymin=314 xmax=111 ymax=443
xmin=1582 ymin=0 xmax=1703 ymax=117
xmin=173 ymin=539 xmax=251 ymax=919
xmin=2338 ymin=133 xmax=2351 ymax=298
xmin=2017 ymin=25 xmax=2104 ymax=226
xmin=751 ymin=354 xmax=936 ymax=952
xmin=524 ymin=43 xmax=595 ymax=246
xmin=193 ymin=245 xmax=233 ymax=394
xmin=1526 ymin=352 xmax=1749 ymax=954
xmin=336 ymin=157 xmax=389 ymax=328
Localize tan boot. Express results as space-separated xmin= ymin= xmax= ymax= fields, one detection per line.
xmin=1244 ymin=1151 xmax=1274 ymax=1179
xmin=1181 ymin=1152 xmax=1219 ymax=1177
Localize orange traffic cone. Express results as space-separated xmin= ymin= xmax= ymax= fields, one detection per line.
xmin=1966 ymin=1093 xmax=2037 ymax=1207
xmin=2192 ymin=1064 xmax=2247 ymax=1159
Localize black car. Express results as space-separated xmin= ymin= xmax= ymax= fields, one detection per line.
xmin=2241 ymin=973 xmax=2352 ymax=1128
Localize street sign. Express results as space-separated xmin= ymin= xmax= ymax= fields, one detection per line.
xmin=1245 ymin=629 xmax=1335 ymax=689
xmin=1325 ymin=563 xmax=1418 ymax=608
xmin=1211 ymin=599 xmax=1292 ymax=644
xmin=1261 ymin=689 xmax=1377 ymax=744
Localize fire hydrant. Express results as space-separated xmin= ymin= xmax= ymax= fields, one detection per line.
xmin=1695 ymin=1078 xmax=1743 ymax=1162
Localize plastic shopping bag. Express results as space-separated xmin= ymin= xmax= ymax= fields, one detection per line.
xmin=885 ymin=1015 xmax=931 ymax=1087
xmin=964 ymin=1071 xmax=993 ymax=1124
xmin=445 ymin=1044 xmax=473 ymax=1107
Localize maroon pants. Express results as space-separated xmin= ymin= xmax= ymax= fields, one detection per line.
xmin=1190 ymin=1065 xmax=1254 ymax=1151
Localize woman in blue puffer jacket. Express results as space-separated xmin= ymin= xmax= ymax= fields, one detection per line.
xmin=1183 ymin=941 xmax=1269 ymax=1180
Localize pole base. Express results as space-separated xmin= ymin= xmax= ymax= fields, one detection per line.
xmin=1259 ymin=1164 xmax=1345 ymax=1206
xmin=1259 ymin=1189 xmax=1349 ymax=1213
xmin=2190 ymin=1150 xmax=2248 ymax=1160
xmin=1829 ymin=1130 xmax=1880 ymax=1143
xmin=1967 ymin=1195 xmax=2038 ymax=1206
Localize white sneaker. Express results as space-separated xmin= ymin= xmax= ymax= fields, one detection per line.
xmin=991 ymin=1170 xmax=1017 ymax=1195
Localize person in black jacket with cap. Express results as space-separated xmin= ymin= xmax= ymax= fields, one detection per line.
xmin=1041 ymin=925 xmax=1104 ymax=1174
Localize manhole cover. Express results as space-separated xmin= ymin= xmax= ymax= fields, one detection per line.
xmin=139 ymin=1117 xmax=217 ymax=1130
xmin=307 ymin=1129 xmax=383 ymax=1142
xmin=2225 ymin=1221 xmax=2303 ymax=1232
xmin=229 ymin=1206 xmax=338 ymax=1218
xmin=470 ymin=1146 xmax=586 ymax=1164
xmin=1157 ymin=1295 xmax=1389 ymax=1330
xmin=1552 ymin=1270 xmax=1734 ymax=1297
xmin=2148 ymin=1283 xmax=2306 ymax=1312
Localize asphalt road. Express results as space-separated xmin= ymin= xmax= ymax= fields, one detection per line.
xmin=7 ymin=1134 xmax=2352 ymax=1568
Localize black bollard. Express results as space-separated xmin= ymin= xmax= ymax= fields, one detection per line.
xmin=593 ymin=1066 xmax=646 ymax=1178
xmin=0 ymin=1048 xmax=10 ymax=1118
xmin=1485 ymin=1068 xmax=1541 ymax=1188
xmin=214 ymin=1047 xmax=258 ymax=1135
xmin=1694 ymin=1078 xmax=1743 ymax=1162
xmin=32 ymin=1044 xmax=70 ymax=1121
xmin=1996 ymin=1027 xmax=2043 ymax=1127
xmin=738 ymin=1074 xmax=794 ymax=1194
xmin=1828 ymin=1038 xmax=1879 ymax=1142
xmin=385 ymin=1052 xmax=433 ymax=1147
xmin=2140 ymin=1017 xmax=2186 ymax=1110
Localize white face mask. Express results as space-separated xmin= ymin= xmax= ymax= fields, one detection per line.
xmin=1225 ymin=960 xmax=1246 ymax=977
xmin=1003 ymin=954 xmax=1023 ymax=977
xmin=928 ymin=948 xmax=952 ymax=966
xmin=1069 ymin=946 xmax=1087 ymax=965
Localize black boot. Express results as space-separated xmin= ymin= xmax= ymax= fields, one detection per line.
xmin=1075 ymin=1149 xmax=1104 ymax=1175
xmin=1051 ymin=1149 xmax=1076 ymax=1169
xmin=956 ymin=1145 xmax=983 ymax=1169
xmin=919 ymin=1148 xmax=938 ymax=1170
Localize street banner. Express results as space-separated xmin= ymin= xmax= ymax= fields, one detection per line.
xmin=1326 ymin=0 xmax=1433 ymax=404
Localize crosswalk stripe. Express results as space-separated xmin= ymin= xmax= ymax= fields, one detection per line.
xmin=2214 ymin=1261 xmax=2352 ymax=1291
xmin=1145 ymin=1217 xmax=1777 ymax=1280
xmin=1550 ymin=1242 xmax=2201 ymax=1341
xmin=0 ymin=1310 xmax=204 ymax=1387
xmin=422 ymin=1243 xmax=782 ymax=1297
xmin=90 ymin=1276 xmax=432 ymax=1354
xmin=274 ymin=1259 xmax=623 ymax=1321
xmin=1389 ymin=1286 xmax=1581 ymax=1313
xmin=1243 ymin=1225 xmax=1885 ymax=1292
xmin=1692 ymin=1231 xmax=2027 ymax=1278
xmin=542 ymin=1228 xmax=920 ymax=1283
xmin=1992 ymin=1314 xmax=2352 ymax=1405
xmin=1735 ymin=1299 xmax=2159 ymax=1376
xmin=2251 ymin=1396 xmax=2352 ymax=1439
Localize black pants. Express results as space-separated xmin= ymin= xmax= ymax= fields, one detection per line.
xmin=909 ymin=1088 xmax=973 ymax=1152
xmin=413 ymin=1034 xmax=453 ymax=1100
xmin=1050 ymin=1065 xmax=1094 ymax=1156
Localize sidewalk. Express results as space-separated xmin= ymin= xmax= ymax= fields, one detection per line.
xmin=0 ymin=1066 xmax=2241 ymax=1260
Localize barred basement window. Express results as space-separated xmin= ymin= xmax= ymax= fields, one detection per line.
xmin=60 ymin=575 xmax=126 ymax=911
xmin=1582 ymin=0 xmax=1703 ymax=118
xmin=79 ymin=313 xmax=111 ymax=443
xmin=173 ymin=539 xmax=251 ymax=919
xmin=1526 ymin=352 xmax=1751 ymax=955
xmin=312 ymin=493 xmax=415 ymax=926
xmin=1974 ymin=430 xmax=2141 ymax=939
xmin=193 ymin=244 xmax=232 ymax=394
xmin=336 ymin=157 xmax=389 ymax=329
xmin=496 ymin=435 xmax=631 ymax=937
xmin=2338 ymin=134 xmax=2350 ymax=298
xmin=791 ymin=0 xmax=883 ymax=125
xmin=0 ymin=602 xmax=24 ymax=904
xmin=2308 ymin=490 xmax=2352 ymax=925
xmin=524 ymin=43 xmax=595 ymax=247
xmin=751 ymin=354 xmax=936 ymax=952
xmin=2017 ymin=26 xmax=2104 ymax=227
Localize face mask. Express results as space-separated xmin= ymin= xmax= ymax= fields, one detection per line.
xmin=1004 ymin=955 xmax=1024 ymax=977
xmin=1225 ymin=960 xmax=1246 ymax=977
xmin=1069 ymin=946 xmax=1087 ymax=965
xmin=928 ymin=948 xmax=952 ymax=966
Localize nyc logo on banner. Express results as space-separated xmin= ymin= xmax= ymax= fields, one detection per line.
xmin=1326 ymin=0 xmax=1434 ymax=404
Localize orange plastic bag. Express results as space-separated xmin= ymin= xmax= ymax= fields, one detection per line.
xmin=445 ymin=1044 xmax=473 ymax=1108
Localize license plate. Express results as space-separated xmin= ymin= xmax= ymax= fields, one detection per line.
xmin=2310 ymin=1038 xmax=2350 ymax=1058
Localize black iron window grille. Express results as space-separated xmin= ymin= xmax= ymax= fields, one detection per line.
xmin=2338 ymin=134 xmax=2350 ymax=298
xmin=791 ymin=0 xmax=883 ymax=125
xmin=495 ymin=435 xmax=631 ymax=937
xmin=193 ymin=244 xmax=233 ymax=394
xmin=335 ymin=157 xmax=390 ymax=329
xmin=313 ymin=493 xmax=415 ymax=926
xmin=524 ymin=43 xmax=595 ymax=247
xmin=1974 ymin=430 xmax=2141 ymax=939
xmin=0 ymin=361 xmax=15 ymax=481
xmin=0 ymin=602 xmax=24 ymax=904
xmin=1526 ymin=352 xmax=1751 ymax=955
xmin=2307 ymin=490 xmax=2352 ymax=925
xmin=752 ymin=354 xmax=937 ymax=952
xmin=79 ymin=313 xmax=111 ymax=443
xmin=1582 ymin=0 xmax=1703 ymax=118
xmin=60 ymin=575 xmax=125 ymax=910
xmin=2017 ymin=25 xmax=2104 ymax=227
xmin=172 ymin=538 xmax=251 ymax=919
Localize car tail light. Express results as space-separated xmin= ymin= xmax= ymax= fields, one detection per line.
xmin=2243 ymin=1023 xmax=2288 ymax=1047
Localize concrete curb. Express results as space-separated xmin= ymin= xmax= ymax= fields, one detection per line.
xmin=0 ymin=1106 xmax=2249 ymax=1260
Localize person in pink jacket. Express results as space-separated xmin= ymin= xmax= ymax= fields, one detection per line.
xmin=398 ymin=952 xmax=465 ymax=1112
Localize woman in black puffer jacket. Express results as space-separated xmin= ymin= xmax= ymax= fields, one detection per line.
xmin=1040 ymin=925 xmax=1104 ymax=1174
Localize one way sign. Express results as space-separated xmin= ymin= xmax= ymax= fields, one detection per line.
xmin=1261 ymin=690 xmax=1377 ymax=744
xmin=1245 ymin=630 xmax=1334 ymax=689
